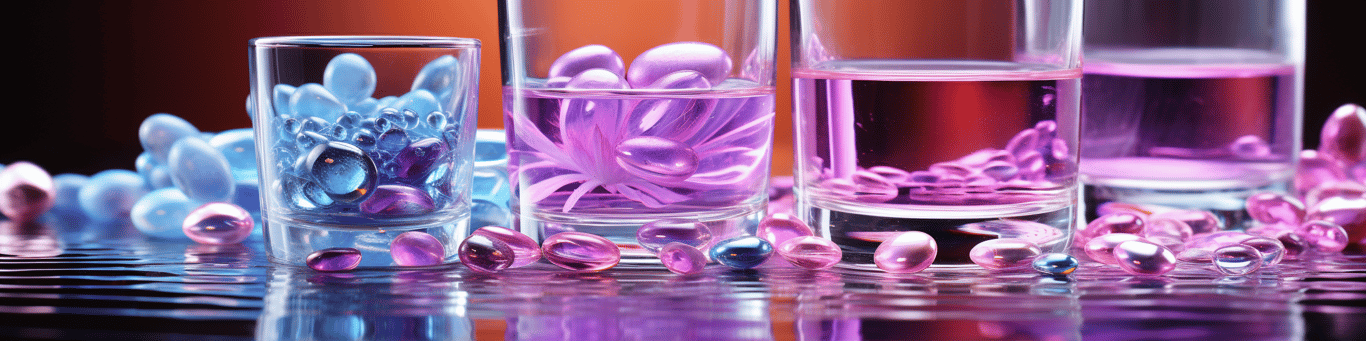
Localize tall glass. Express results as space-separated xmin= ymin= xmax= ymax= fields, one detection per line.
xmin=791 ymin=0 xmax=1083 ymax=265
xmin=250 ymin=36 xmax=480 ymax=267
xmin=1081 ymin=0 xmax=1305 ymax=227
xmin=500 ymin=0 xmax=777 ymax=257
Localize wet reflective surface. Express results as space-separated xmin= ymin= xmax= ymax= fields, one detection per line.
xmin=2 ymin=217 xmax=1365 ymax=340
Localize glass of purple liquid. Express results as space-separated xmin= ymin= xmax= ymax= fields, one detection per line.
xmin=1080 ymin=0 xmax=1305 ymax=228
xmin=790 ymin=0 xmax=1083 ymax=266
xmin=500 ymin=0 xmax=777 ymax=260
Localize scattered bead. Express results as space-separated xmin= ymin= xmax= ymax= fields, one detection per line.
xmin=304 ymin=142 xmax=378 ymax=203
xmin=626 ymin=42 xmax=732 ymax=88
xmin=710 ymin=236 xmax=774 ymax=269
xmin=1212 ymin=244 xmax=1263 ymax=276
xmin=307 ymin=247 xmax=362 ymax=272
xmin=1296 ymin=220 xmax=1350 ymax=253
xmin=1143 ymin=218 xmax=1194 ymax=242
xmin=359 ymin=185 xmax=435 ymax=215
xmin=776 ymin=236 xmax=842 ymax=270
xmin=542 ymin=232 xmax=621 ymax=272
xmin=130 ymin=188 xmax=198 ymax=239
xmin=471 ymin=226 xmax=541 ymax=267
xmin=636 ymin=219 xmax=712 ymax=253
xmin=1112 ymin=240 xmax=1177 ymax=276
xmin=322 ymin=53 xmax=377 ymax=105
xmin=290 ymin=83 xmax=347 ymax=121
xmin=1149 ymin=209 xmax=1222 ymax=234
xmin=1177 ymin=231 xmax=1254 ymax=262
xmin=1305 ymin=197 xmax=1366 ymax=247
xmin=1245 ymin=192 xmax=1306 ymax=226
xmin=391 ymin=231 xmax=445 ymax=266
xmin=1031 ymin=253 xmax=1079 ymax=276
xmin=0 ymin=161 xmax=55 ymax=222
xmin=1082 ymin=213 xmax=1145 ymax=239
xmin=139 ymin=113 xmax=201 ymax=164
xmin=549 ymin=44 xmax=626 ymax=79
xmin=169 ymin=138 xmax=236 ymax=203
xmin=755 ymin=213 xmax=814 ymax=247
xmin=79 ymin=170 xmax=149 ymax=221
xmin=1083 ymin=233 xmax=1144 ymax=265
xmin=1274 ymin=230 xmax=1310 ymax=260
xmin=615 ymin=136 xmax=699 ymax=183
xmin=182 ymin=202 xmax=254 ymax=245
xmin=873 ymin=231 xmax=937 ymax=273
xmin=1318 ymin=103 xmax=1366 ymax=168
xmin=659 ymin=242 xmax=708 ymax=274
xmin=1238 ymin=236 xmax=1286 ymax=266
xmin=968 ymin=238 xmax=1042 ymax=270
xmin=458 ymin=233 xmax=514 ymax=273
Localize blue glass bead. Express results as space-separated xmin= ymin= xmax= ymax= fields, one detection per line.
xmin=376 ymin=95 xmax=399 ymax=109
xmin=279 ymin=117 xmax=301 ymax=140
xmin=327 ymin=125 xmax=348 ymax=141
xmin=425 ymin=111 xmax=447 ymax=131
xmin=280 ymin=177 xmax=332 ymax=209
xmin=51 ymin=173 xmax=88 ymax=214
xmin=304 ymin=142 xmax=377 ymax=203
xmin=351 ymin=98 xmax=380 ymax=117
xmin=471 ymin=199 xmax=511 ymax=231
xmin=209 ymin=128 xmax=258 ymax=182
xmin=139 ymin=113 xmax=201 ymax=164
xmin=379 ymin=107 xmax=402 ymax=129
xmin=336 ymin=111 xmax=362 ymax=129
xmin=323 ymin=53 xmax=377 ymax=105
xmin=290 ymin=83 xmax=346 ymax=121
xmin=130 ymin=188 xmax=197 ymax=240
xmin=1030 ymin=253 xmax=1079 ymax=276
xmin=296 ymin=131 xmax=329 ymax=151
xmin=359 ymin=185 xmax=435 ymax=215
xmin=351 ymin=128 xmax=378 ymax=150
xmin=134 ymin=152 xmax=174 ymax=189
xmin=135 ymin=151 xmax=155 ymax=179
xmin=709 ymin=236 xmax=773 ymax=269
xmin=391 ymin=89 xmax=441 ymax=119
xmin=272 ymin=84 xmax=296 ymax=117
xmin=377 ymin=128 xmax=411 ymax=153
xmin=411 ymin=55 xmax=462 ymax=104
xmin=402 ymin=109 xmax=420 ymax=129
xmin=168 ymin=137 xmax=236 ymax=203
xmin=636 ymin=219 xmax=712 ymax=253
xmin=395 ymin=138 xmax=449 ymax=181
xmin=300 ymin=116 xmax=330 ymax=133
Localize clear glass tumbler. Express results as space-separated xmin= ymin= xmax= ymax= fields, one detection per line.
xmin=499 ymin=0 xmax=778 ymax=258
xmin=249 ymin=36 xmax=481 ymax=267
xmin=1081 ymin=0 xmax=1305 ymax=227
xmin=791 ymin=0 xmax=1083 ymax=265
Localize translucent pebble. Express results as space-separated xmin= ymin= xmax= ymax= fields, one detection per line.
xmin=659 ymin=242 xmax=708 ymax=275
xmin=550 ymin=45 xmax=626 ymax=78
xmin=1177 ymin=231 xmax=1254 ymax=262
xmin=139 ymin=113 xmax=201 ymax=164
xmin=873 ymin=231 xmax=937 ymax=273
xmin=395 ymin=138 xmax=449 ymax=180
xmin=377 ymin=128 xmax=411 ymax=153
xmin=709 ymin=236 xmax=774 ymax=269
xmin=1295 ymin=150 xmax=1348 ymax=199
xmin=1150 ymin=209 xmax=1221 ymax=234
xmin=359 ymin=185 xmax=434 ymax=215
xmin=471 ymin=226 xmax=541 ymax=267
xmin=981 ymin=161 xmax=1020 ymax=181
xmin=351 ymin=128 xmax=378 ymax=150
xmin=777 ymin=236 xmax=842 ymax=270
xmin=79 ymin=170 xmax=149 ymax=221
xmin=411 ymin=55 xmax=463 ymax=103
xmin=627 ymin=42 xmax=733 ymax=88
xmin=129 ymin=188 xmax=197 ymax=239
xmin=1319 ymin=104 xmax=1366 ymax=167
xmin=636 ymin=219 xmax=713 ymax=253
xmin=1031 ymin=253 xmax=1079 ymax=276
xmin=968 ymin=238 xmax=1042 ymax=270
xmin=209 ymin=129 xmax=258 ymax=182
xmin=307 ymin=247 xmax=361 ymax=272
xmin=323 ymin=53 xmax=377 ymax=104
xmin=1238 ymin=236 xmax=1285 ymax=266
xmin=1083 ymin=233 xmax=1144 ymax=265
xmin=1305 ymin=196 xmax=1366 ymax=246
xmin=1212 ymin=244 xmax=1263 ymax=276
xmin=1296 ymin=220 xmax=1350 ymax=253
xmin=542 ymin=232 xmax=621 ymax=272
xmin=614 ymin=136 xmax=699 ymax=183
xmin=289 ymin=83 xmax=347 ymax=121
xmin=755 ymin=213 xmax=814 ymax=247
xmin=0 ymin=161 xmax=55 ymax=222
xmin=51 ymin=173 xmax=88 ymax=214
xmin=458 ymin=233 xmax=514 ymax=273
xmin=272 ymin=84 xmax=296 ymax=117
xmin=182 ymin=202 xmax=254 ymax=245
xmin=1143 ymin=218 xmax=1194 ymax=242
xmin=168 ymin=138 xmax=236 ymax=203
xmin=391 ymin=90 xmax=441 ymax=119
xmin=850 ymin=171 xmax=899 ymax=203
xmin=1112 ymin=240 xmax=1177 ymax=276
xmin=390 ymin=231 xmax=445 ymax=266
xmin=304 ymin=142 xmax=377 ymax=203
xmin=1082 ymin=213 xmax=1145 ymax=238
xmin=425 ymin=111 xmax=448 ymax=130
xmin=1245 ymin=192 xmax=1305 ymax=226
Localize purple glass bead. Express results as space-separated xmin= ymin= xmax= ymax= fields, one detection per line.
xmin=182 ymin=202 xmax=254 ymax=245
xmin=756 ymin=213 xmax=814 ymax=247
xmin=1083 ymin=233 xmax=1145 ymax=265
xmin=1239 ymin=236 xmax=1286 ymax=266
xmin=1212 ymin=244 xmax=1263 ymax=276
xmin=1296 ymin=220 xmax=1350 ymax=253
xmin=472 ymin=226 xmax=541 ymax=267
xmin=1150 ymin=209 xmax=1222 ymax=234
xmin=1319 ymin=103 xmax=1366 ymax=168
xmin=458 ymin=233 xmax=514 ymax=273
xmin=542 ymin=232 xmax=621 ymax=272
xmin=1305 ymin=196 xmax=1366 ymax=247
xmin=636 ymin=219 xmax=712 ymax=253
xmin=550 ymin=44 xmax=626 ymax=79
xmin=709 ymin=236 xmax=774 ymax=269
xmin=0 ymin=161 xmax=55 ymax=222
xmin=626 ymin=42 xmax=732 ymax=88
xmin=1082 ymin=213 xmax=1146 ymax=239
xmin=777 ymin=236 xmax=842 ymax=270
xmin=395 ymin=138 xmax=449 ymax=180
xmin=1295 ymin=150 xmax=1349 ymax=199
xmin=873 ymin=231 xmax=937 ymax=273
xmin=659 ymin=242 xmax=708 ymax=275
xmin=391 ymin=231 xmax=445 ymax=266
xmin=615 ymin=136 xmax=699 ymax=183
xmin=1275 ymin=230 xmax=1310 ymax=260
xmin=1177 ymin=231 xmax=1254 ymax=262
xmin=359 ymin=185 xmax=435 ymax=215
xmin=968 ymin=238 xmax=1042 ymax=270
xmin=1112 ymin=240 xmax=1177 ymax=276
xmin=307 ymin=247 xmax=361 ymax=272
xmin=1142 ymin=218 xmax=1194 ymax=242
xmin=1245 ymin=192 xmax=1306 ymax=226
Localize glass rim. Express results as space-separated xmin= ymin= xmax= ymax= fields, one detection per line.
xmin=250 ymin=35 xmax=480 ymax=49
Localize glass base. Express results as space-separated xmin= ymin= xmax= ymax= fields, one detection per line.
xmin=514 ymin=202 xmax=765 ymax=264
xmin=263 ymin=213 xmax=469 ymax=268
xmin=1082 ymin=182 xmax=1286 ymax=230
xmin=804 ymin=203 xmax=1075 ymax=266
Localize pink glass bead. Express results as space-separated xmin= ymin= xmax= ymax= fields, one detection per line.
xmin=1082 ymin=213 xmax=1145 ymax=239
xmin=637 ymin=219 xmax=713 ymax=253
xmin=1275 ymin=231 xmax=1310 ymax=260
xmin=1177 ymin=231 xmax=1254 ymax=262
xmin=626 ymin=42 xmax=732 ymax=88
xmin=1084 ymin=233 xmax=1145 ymax=265
xmin=658 ymin=242 xmax=707 ymax=275
xmin=756 ymin=213 xmax=814 ymax=247
xmin=615 ymin=136 xmax=699 ymax=183
xmin=307 ymin=247 xmax=361 ymax=272
xmin=472 ymin=226 xmax=541 ymax=267
xmin=1296 ymin=220 xmax=1350 ymax=253
xmin=1245 ymin=192 xmax=1306 ymax=226
xmin=1212 ymin=244 xmax=1263 ymax=276
xmin=1143 ymin=218 xmax=1194 ymax=242
xmin=968 ymin=238 xmax=1041 ymax=270
xmin=1112 ymin=240 xmax=1177 ymax=276
xmin=359 ymin=185 xmax=435 ymax=215
xmin=1304 ymin=180 xmax=1366 ymax=206
xmin=458 ymin=233 xmax=514 ymax=274
xmin=1306 ymin=196 xmax=1366 ymax=245
xmin=0 ymin=162 xmax=55 ymax=222
xmin=873 ymin=231 xmax=937 ymax=273
xmin=1150 ymin=209 xmax=1222 ymax=234
xmin=391 ymin=231 xmax=444 ymax=266
xmin=1239 ymin=236 xmax=1286 ymax=266
xmin=181 ymin=202 xmax=254 ymax=245
xmin=549 ymin=44 xmax=626 ymax=79
xmin=1095 ymin=202 xmax=1161 ymax=217
xmin=777 ymin=236 xmax=842 ymax=270
xmin=542 ymin=232 xmax=621 ymax=272
xmin=1319 ymin=103 xmax=1366 ymax=168
xmin=1295 ymin=150 xmax=1349 ymax=199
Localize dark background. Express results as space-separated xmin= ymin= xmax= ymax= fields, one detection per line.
xmin=4 ymin=1 xmax=1363 ymax=176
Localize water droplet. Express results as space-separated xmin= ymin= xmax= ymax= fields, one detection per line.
xmin=307 ymin=247 xmax=361 ymax=272
xmin=873 ymin=231 xmax=937 ymax=273
xmin=968 ymin=238 xmax=1041 ymax=270
xmin=777 ymin=236 xmax=842 ymax=270
xmin=709 ymin=236 xmax=773 ymax=269
xmin=323 ymin=53 xmax=377 ymax=105
xmin=1212 ymin=244 xmax=1262 ymax=276
xmin=636 ymin=219 xmax=712 ymax=253
xmin=1031 ymin=253 xmax=1079 ymax=276
xmin=182 ymin=202 xmax=254 ymax=245
xmin=391 ymin=231 xmax=444 ymax=266
xmin=305 ymin=142 xmax=377 ymax=203
xmin=472 ymin=225 xmax=541 ymax=267
xmin=659 ymin=242 xmax=708 ymax=274
xmin=627 ymin=42 xmax=732 ymax=88
xmin=1112 ymin=240 xmax=1176 ymax=276
xmin=458 ymin=233 xmax=513 ymax=273
xmin=542 ymin=232 xmax=621 ymax=272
